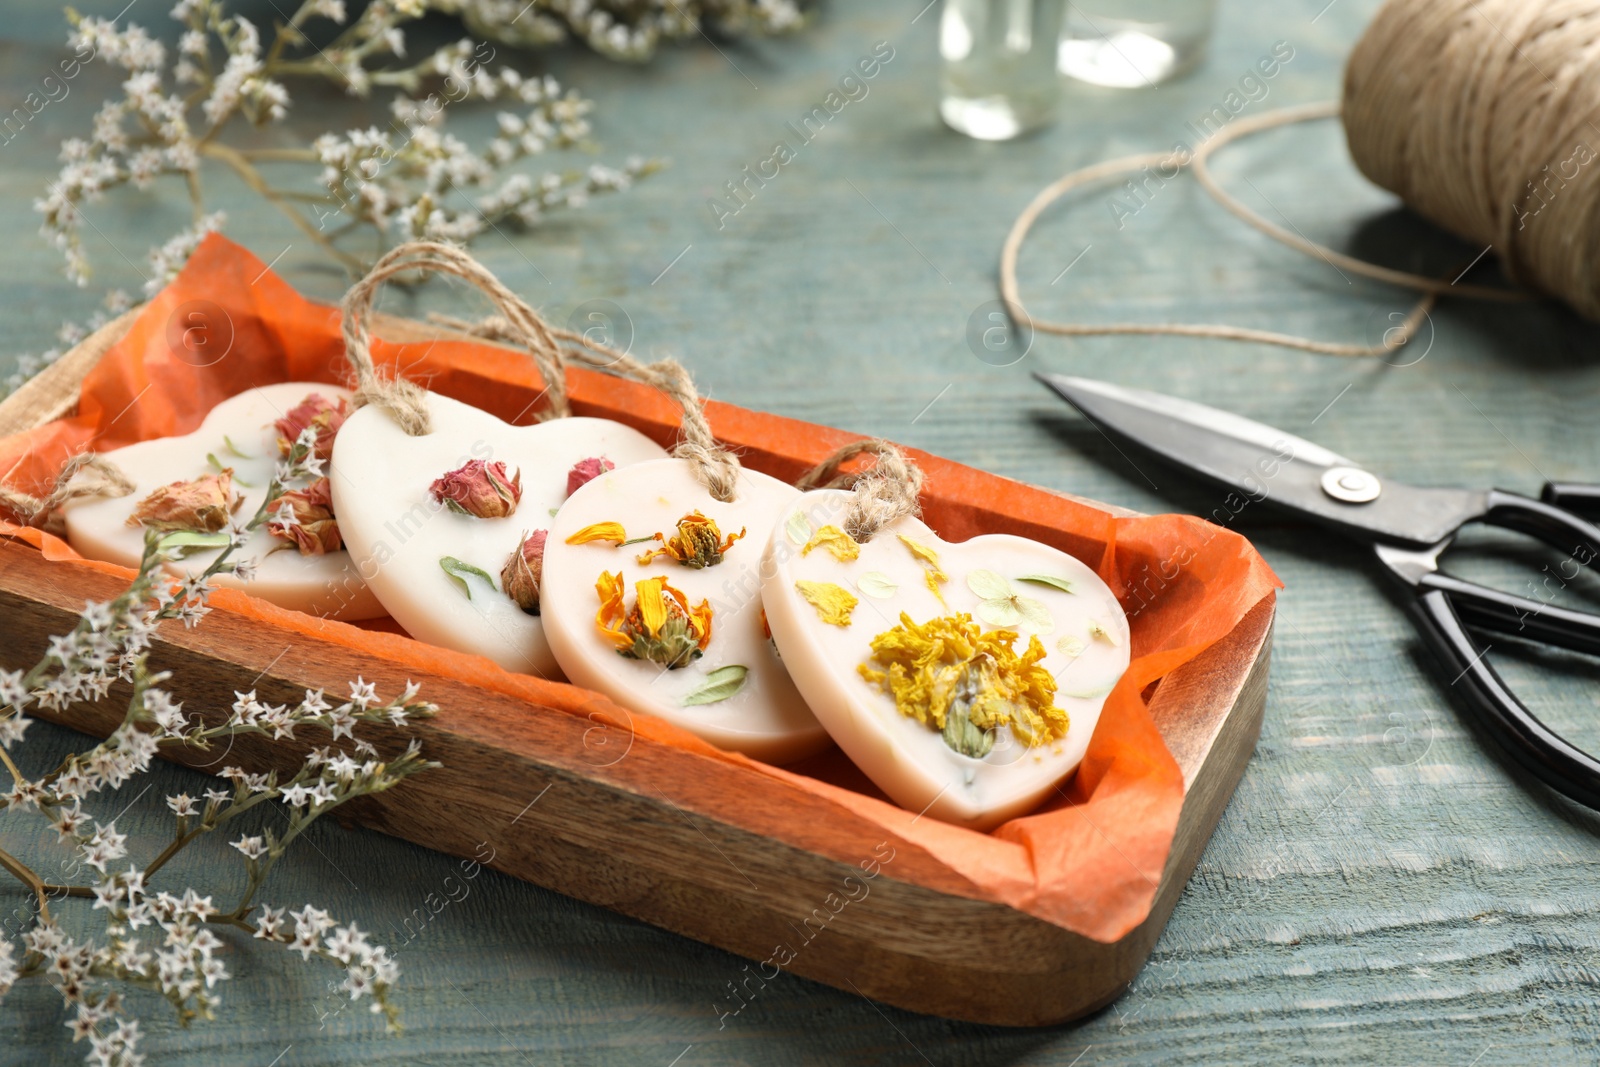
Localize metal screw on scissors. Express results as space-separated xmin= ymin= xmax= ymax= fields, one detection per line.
xmin=1037 ymin=374 xmax=1600 ymax=810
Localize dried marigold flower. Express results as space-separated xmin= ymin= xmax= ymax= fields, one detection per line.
xmin=502 ymin=529 xmax=548 ymax=615
xmin=566 ymin=455 xmax=615 ymax=496
xmin=858 ymin=611 xmax=1068 ymax=757
xmin=274 ymin=392 xmax=349 ymax=460
xmin=430 ymin=459 xmax=521 ymax=519
xmin=267 ymin=477 xmax=341 ymax=555
xmin=127 ymin=469 xmax=237 ymax=533
xmin=595 ymin=570 xmax=713 ymax=669
xmin=636 ymin=510 xmax=745 ymax=568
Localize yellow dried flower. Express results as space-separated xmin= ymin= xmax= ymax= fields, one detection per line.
xmin=858 ymin=611 xmax=1068 ymax=756
xmin=636 ymin=510 xmax=745 ymax=568
xmin=801 ymin=525 xmax=860 ymax=562
xmin=595 ymin=570 xmax=714 ymax=668
xmin=795 ymin=580 xmax=858 ymax=627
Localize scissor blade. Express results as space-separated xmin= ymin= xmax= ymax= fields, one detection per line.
xmin=1036 ymin=374 xmax=1487 ymax=548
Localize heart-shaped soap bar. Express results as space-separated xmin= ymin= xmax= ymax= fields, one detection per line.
xmin=760 ymin=489 xmax=1131 ymax=830
xmin=61 ymin=382 xmax=385 ymax=621
xmin=330 ymin=391 xmax=668 ymax=678
xmin=541 ymin=457 xmax=829 ymax=763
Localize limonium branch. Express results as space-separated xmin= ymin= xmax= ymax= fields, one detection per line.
xmin=0 ymin=426 xmax=440 ymax=1065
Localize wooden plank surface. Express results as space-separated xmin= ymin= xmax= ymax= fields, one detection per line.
xmin=3 ymin=0 xmax=1600 ymax=1064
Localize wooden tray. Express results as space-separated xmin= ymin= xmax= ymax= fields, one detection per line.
xmin=0 ymin=312 xmax=1275 ymax=1027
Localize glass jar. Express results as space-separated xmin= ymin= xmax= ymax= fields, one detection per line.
xmin=939 ymin=0 xmax=1064 ymax=141
xmin=1058 ymin=0 xmax=1219 ymax=88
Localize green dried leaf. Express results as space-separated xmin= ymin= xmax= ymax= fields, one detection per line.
xmin=158 ymin=530 xmax=233 ymax=557
xmin=440 ymin=556 xmax=497 ymax=600
xmin=1015 ymin=595 xmax=1055 ymax=634
xmin=1017 ymin=574 xmax=1074 ymax=595
xmin=976 ymin=598 xmax=1021 ymax=627
xmin=965 ymin=568 xmax=1013 ymax=600
xmin=941 ymin=700 xmax=994 ymax=759
xmin=222 ymin=435 xmax=253 ymax=460
xmin=785 ymin=509 xmax=812 ymax=546
xmin=682 ymin=664 xmax=749 ymax=707
xmin=856 ymin=571 xmax=898 ymax=599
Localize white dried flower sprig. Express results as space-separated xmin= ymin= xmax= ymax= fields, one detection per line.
xmin=0 ymin=430 xmax=439 ymax=1064
xmin=38 ymin=0 xmax=656 ymax=289
xmin=436 ymin=0 xmax=807 ymax=62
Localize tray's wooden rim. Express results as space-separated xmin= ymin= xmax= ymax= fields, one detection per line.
xmin=0 ymin=308 xmax=1277 ymax=1027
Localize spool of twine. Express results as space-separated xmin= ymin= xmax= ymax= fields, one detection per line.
xmin=1343 ymin=0 xmax=1600 ymax=317
xmin=1001 ymin=0 xmax=1599 ymax=356
xmin=796 ymin=439 xmax=924 ymax=542
xmin=350 ymin=241 xmax=743 ymax=502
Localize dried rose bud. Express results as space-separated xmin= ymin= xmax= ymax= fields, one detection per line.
xmin=274 ymin=392 xmax=349 ymax=460
xmin=566 ymin=455 xmax=615 ymax=496
xmin=127 ymin=470 xmax=237 ymax=533
xmin=501 ymin=529 xmax=548 ymax=615
xmin=430 ymin=459 xmax=521 ymax=519
xmin=267 ymin=477 xmax=342 ymax=556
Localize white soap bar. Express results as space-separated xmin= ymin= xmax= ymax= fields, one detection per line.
xmin=330 ymin=391 xmax=667 ymax=678
xmin=541 ymin=457 xmax=828 ymax=763
xmin=760 ymin=489 xmax=1132 ymax=830
xmin=61 ymin=382 xmax=384 ymax=621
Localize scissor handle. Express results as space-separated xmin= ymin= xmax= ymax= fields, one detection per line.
xmin=1418 ymin=571 xmax=1600 ymax=657
xmin=1411 ymin=587 xmax=1600 ymax=810
xmin=1480 ymin=489 xmax=1600 ymax=563
xmin=1541 ymin=482 xmax=1600 ymax=522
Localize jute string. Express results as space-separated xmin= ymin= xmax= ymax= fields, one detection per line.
xmin=1002 ymin=0 xmax=1600 ymax=357
xmin=343 ymin=241 xmax=742 ymax=500
xmin=796 ymin=439 xmax=924 ymax=542
xmin=0 ymin=454 xmax=136 ymax=534
xmin=341 ymin=241 xmax=573 ymax=433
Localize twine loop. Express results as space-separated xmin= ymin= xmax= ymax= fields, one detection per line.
xmin=0 ymin=454 xmax=136 ymax=535
xmin=345 ymin=241 xmax=740 ymax=500
xmin=341 ymin=241 xmax=573 ymax=434
xmin=797 ymin=439 xmax=924 ymax=542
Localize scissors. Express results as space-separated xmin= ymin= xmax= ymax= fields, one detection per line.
xmin=1036 ymin=373 xmax=1600 ymax=810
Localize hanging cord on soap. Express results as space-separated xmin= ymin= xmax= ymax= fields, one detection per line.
xmin=0 ymin=454 xmax=136 ymax=534
xmin=1000 ymin=100 xmax=1528 ymax=358
xmin=430 ymin=286 xmax=744 ymax=502
xmin=796 ymin=439 xmax=924 ymax=542
xmin=341 ymin=241 xmax=574 ymax=434
xmin=559 ymin=340 xmax=743 ymax=503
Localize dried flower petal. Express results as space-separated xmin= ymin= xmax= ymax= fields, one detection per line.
xmin=898 ymin=533 xmax=949 ymax=606
xmin=802 ymin=525 xmax=859 ymax=562
xmin=795 ymin=580 xmax=858 ymax=627
xmin=430 ymin=459 xmax=521 ymax=519
xmin=566 ymin=521 xmax=628 ymax=545
xmin=267 ymin=477 xmax=341 ymax=555
xmin=502 ymin=529 xmax=547 ymax=614
xmin=274 ymin=392 xmax=349 ymax=460
xmin=566 ymin=455 xmax=614 ymax=496
xmin=636 ymin=511 xmax=745 ymax=568
xmin=128 ymin=470 xmax=236 ymax=533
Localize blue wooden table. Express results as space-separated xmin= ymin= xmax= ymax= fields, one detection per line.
xmin=4 ymin=0 xmax=1600 ymax=1062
